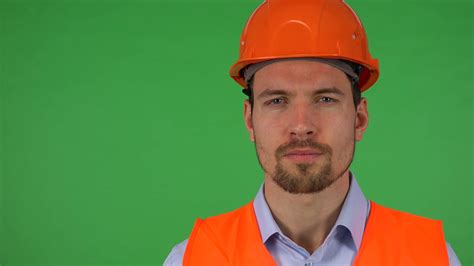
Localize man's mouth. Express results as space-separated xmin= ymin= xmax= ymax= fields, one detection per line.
xmin=284 ymin=149 xmax=323 ymax=162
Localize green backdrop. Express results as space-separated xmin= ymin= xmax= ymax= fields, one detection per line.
xmin=1 ymin=0 xmax=472 ymax=264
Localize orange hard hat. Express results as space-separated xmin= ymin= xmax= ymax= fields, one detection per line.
xmin=229 ymin=0 xmax=379 ymax=92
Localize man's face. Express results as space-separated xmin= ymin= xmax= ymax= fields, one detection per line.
xmin=243 ymin=60 xmax=368 ymax=194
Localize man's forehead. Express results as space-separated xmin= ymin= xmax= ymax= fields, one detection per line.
xmin=256 ymin=86 xmax=346 ymax=100
xmin=252 ymin=60 xmax=352 ymax=93
xmin=244 ymin=58 xmax=359 ymax=86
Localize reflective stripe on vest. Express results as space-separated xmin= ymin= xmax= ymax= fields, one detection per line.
xmin=183 ymin=201 xmax=449 ymax=265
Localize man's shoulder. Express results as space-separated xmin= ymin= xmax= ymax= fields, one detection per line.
xmin=372 ymin=201 xmax=442 ymax=224
xmin=164 ymin=239 xmax=188 ymax=266
xmin=370 ymin=202 xmax=454 ymax=250
xmin=203 ymin=202 xmax=254 ymax=228
xmin=369 ymin=201 xmax=449 ymax=244
xmin=163 ymin=203 xmax=253 ymax=265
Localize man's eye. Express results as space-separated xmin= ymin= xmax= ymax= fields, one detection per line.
xmin=266 ymin=98 xmax=286 ymax=105
xmin=319 ymin=97 xmax=335 ymax=103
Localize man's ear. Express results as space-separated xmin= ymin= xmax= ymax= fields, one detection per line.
xmin=355 ymin=98 xmax=369 ymax=141
xmin=243 ymin=100 xmax=255 ymax=142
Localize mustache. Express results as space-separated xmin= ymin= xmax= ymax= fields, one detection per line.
xmin=275 ymin=139 xmax=332 ymax=158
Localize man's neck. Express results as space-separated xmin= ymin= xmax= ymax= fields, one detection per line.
xmin=263 ymin=170 xmax=351 ymax=254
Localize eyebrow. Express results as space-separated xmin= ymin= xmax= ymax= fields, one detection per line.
xmin=312 ymin=87 xmax=345 ymax=96
xmin=256 ymin=87 xmax=345 ymax=100
xmin=256 ymin=89 xmax=294 ymax=100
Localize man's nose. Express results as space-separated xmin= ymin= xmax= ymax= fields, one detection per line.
xmin=288 ymin=104 xmax=316 ymax=139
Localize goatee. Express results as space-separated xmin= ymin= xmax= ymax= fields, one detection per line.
xmin=273 ymin=139 xmax=335 ymax=194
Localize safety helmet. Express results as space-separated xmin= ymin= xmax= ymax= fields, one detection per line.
xmin=229 ymin=0 xmax=379 ymax=92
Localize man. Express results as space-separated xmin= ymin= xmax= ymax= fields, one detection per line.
xmin=165 ymin=0 xmax=461 ymax=265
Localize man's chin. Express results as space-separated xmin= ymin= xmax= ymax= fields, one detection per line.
xmin=282 ymin=162 xmax=319 ymax=176
xmin=272 ymin=163 xmax=336 ymax=194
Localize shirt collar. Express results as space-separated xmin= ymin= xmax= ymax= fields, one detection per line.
xmin=252 ymin=173 xmax=370 ymax=250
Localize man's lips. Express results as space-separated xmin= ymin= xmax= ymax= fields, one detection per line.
xmin=283 ymin=149 xmax=323 ymax=162
xmin=285 ymin=149 xmax=323 ymax=156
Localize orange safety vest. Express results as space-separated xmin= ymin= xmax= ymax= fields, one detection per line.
xmin=183 ymin=201 xmax=449 ymax=265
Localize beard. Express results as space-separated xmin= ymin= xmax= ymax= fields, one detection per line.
xmin=256 ymin=138 xmax=354 ymax=194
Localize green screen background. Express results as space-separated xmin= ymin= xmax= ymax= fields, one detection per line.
xmin=1 ymin=0 xmax=472 ymax=264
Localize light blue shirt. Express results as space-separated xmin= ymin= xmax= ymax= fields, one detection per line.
xmin=165 ymin=174 xmax=461 ymax=265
